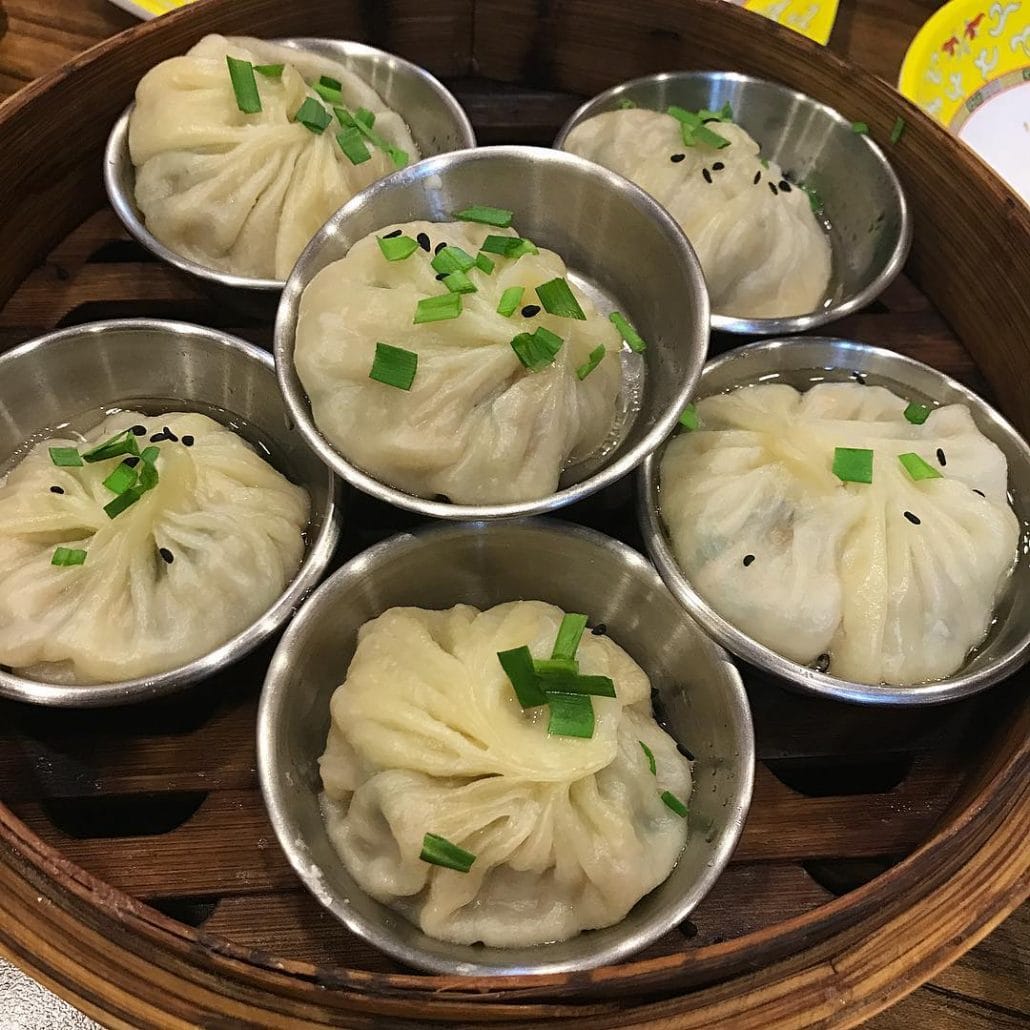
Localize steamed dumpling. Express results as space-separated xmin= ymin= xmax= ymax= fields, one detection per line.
xmin=563 ymin=109 xmax=831 ymax=318
xmin=659 ymin=382 xmax=1020 ymax=684
xmin=294 ymin=220 xmax=623 ymax=504
xmin=319 ymin=602 xmax=692 ymax=947
xmin=129 ymin=35 xmax=419 ymax=280
xmin=0 ymin=411 xmax=309 ymax=683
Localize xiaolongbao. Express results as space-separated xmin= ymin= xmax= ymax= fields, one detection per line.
xmin=659 ymin=382 xmax=1019 ymax=684
xmin=128 ymin=35 xmax=419 ymax=280
xmin=319 ymin=601 xmax=692 ymax=947
xmin=562 ymin=108 xmax=831 ymax=318
xmin=294 ymin=219 xmax=624 ymax=504
xmin=0 ymin=410 xmax=309 ymax=683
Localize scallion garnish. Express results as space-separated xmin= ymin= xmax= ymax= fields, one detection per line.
xmin=49 ymin=447 xmax=82 ymax=467
xmin=668 ymin=106 xmax=730 ymax=148
xmin=898 ymin=452 xmax=941 ymax=481
xmin=103 ymin=488 xmax=142 ymax=520
xmin=576 ymin=344 xmax=606 ymax=381
xmin=138 ymin=452 xmax=159 ymax=491
xmin=536 ymin=277 xmax=586 ymax=320
xmin=481 ymin=235 xmax=538 ymax=258
xmin=537 ymin=673 xmax=616 ymax=698
xmin=226 ymin=56 xmax=261 ymax=114
xmin=51 ymin=546 xmax=86 ymax=567
xmin=545 ymin=692 xmax=595 ymax=738
xmin=497 ymin=645 xmax=547 ymax=708
xmin=798 ymin=181 xmax=825 ymax=214
xmin=552 ymin=612 xmax=588 ymax=661
xmin=431 ymin=246 xmax=476 ymax=275
xmin=355 ymin=108 xmax=375 ymax=129
xmin=313 ymin=81 xmax=343 ymax=105
xmin=369 ymin=342 xmax=418 ymax=391
xmin=609 ymin=311 xmax=647 ymax=352
xmin=442 ymin=270 xmax=477 ymax=294
xmin=851 ymin=121 xmax=869 ymax=134
xmin=903 ymin=402 xmax=931 ymax=425
xmin=617 ymin=98 xmax=637 ymax=109
xmin=294 ymin=97 xmax=332 ymax=134
xmin=139 ymin=445 xmax=160 ymax=465
xmin=510 ymin=327 xmax=563 ymax=372
xmin=833 ymin=446 xmax=874 ymax=484
xmin=679 ymin=404 xmax=699 ymax=430
xmin=102 ymin=462 xmax=138 ymax=496
xmin=82 ymin=430 xmax=140 ymax=464
xmin=454 ymin=205 xmax=514 ymax=228
xmin=337 ymin=127 xmax=371 ymax=165
xmin=890 ymin=117 xmax=906 ymax=144
xmin=497 ymin=286 xmax=524 ymax=317
xmin=475 ymin=252 xmax=495 ymax=275
xmin=377 ymin=234 xmax=419 ymax=261
xmin=533 ymin=658 xmax=580 ymax=677
xmin=335 ymin=106 xmax=408 ymax=168
xmin=419 ymin=833 xmax=475 ymax=873
xmin=253 ymin=64 xmax=284 ymax=79
xmin=698 ymin=102 xmax=734 ymax=122
xmin=414 ymin=293 xmax=462 ymax=323
xmin=639 ymin=740 xmax=657 ymax=775
xmin=319 ymin=75 xmax=342 ymax=91
xmin=661 ymin=790 xmax=688 ymax=817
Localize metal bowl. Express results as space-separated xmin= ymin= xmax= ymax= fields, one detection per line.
xmin=103 ymin=38 xmax=476 ymax=310
xmin=275 ymin=144 xmax=710 ymax=520
xmin=639 ymin=336 xmax=1030 ymax=706
xmin=554 ymin=71 xmax=912 ymax=336
xmin=0 ymin=319 xmax=341 ymax=707
xmin=258 ymin=519 xmax=753 ymax=975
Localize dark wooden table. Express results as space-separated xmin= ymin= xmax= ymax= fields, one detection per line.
xmin=0 ymin=2 xmax=1025 ymax=1028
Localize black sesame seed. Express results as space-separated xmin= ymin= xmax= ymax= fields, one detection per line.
xmin=753 ymin=170 xmax=762 ymax=185
xmin=769 ymin=181 xmax=779 ymax=195
xmin=676 ymin=742 xmax=696 ymax=761
xmin=712 ymin=161 xmax=725 ymax=171
xmin=129 ymin=424 xmax=147 ymax=436
xmin=852 ymin=371 xmax=867 ymax=385
xmin=49 ymin=485 xmax=64 ymax=494
xmin=162 ymin=426 xmax=178 ymax=442
xmin=903 ymin=510 xmax=921 ymax=525
xmin=521 ymin=304 xmax=541 ymax=318
xmin=670 ymin=153 xmax=686 ymax=163
xmin=973 ymin=488 xmax=986 ymax=498
xmin=149 ymin=432 xmax=166 ymax=443
xmin=123 ymin=456 xmax=140 ymax=469
xmin=416 ymin=232 xmax=431 ymax=252
xmin=742 ymin=554 xmax=756 ymax=567
xmin=435 ymin=272 xmax=447 ymax=281
xmin=591 ymin=623 xmax=607 ymax=636
xmin=936 ymin=448 xmax=946 ymax=467
xmin=702 ymin=168 xmax=713 ymax=184
xmin=434 ymin=241 xmax=447 ymax=254
xmin=814 ymin=653 xmax=830 ymax=673
xmin=158 ymin=547 xmax=174 ymax=564
xmin=181 ymin=435 xmax=194 ymax=447
xmin=382 ymin=229 xmax=402 ymax=239
xmin=778 ymin=180 xmax=792 ymax=192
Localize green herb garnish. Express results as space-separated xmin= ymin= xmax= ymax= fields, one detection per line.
xmin=335 ymin=105 xmax=408 ymax=168
xmin=576 ymin=344 xmax=606 ymax=381
xmin=454 ymin=205 xmax=514 ymax=228
xmin=537 ymin=673 xmax=616 ymax=698
xmin=419 ymin=833 xmax=475 ymax=873
xmin=431 ymin=246 xmax=476 ymax=275
xmin=639 ymin=740 xmax=657 ymax=775
xmin=319 ymin=75 xmax=342 ymax=91
xmin=253 ymin=64 xmax=284 ymax=79
xmin=481 ymin=235 xmax=538 ymax=258
xmin=533 ymin=658 xmax=580 ymax=677
xmin=679 ymin=404 xmax=699 ymax=430
xmin=102 ymin=461 xmax=139 ymax=496
xmin=510 ymin=327 xmax=564 ymax=371
xmin=226 ymin=56 xmax=261 ymax=114
xmin=609 ymin=311 xmax=647 ymax=352
xmin=414 ymin=293 xmax=463 ymax=324
xmin=851 ymin=121 xmax=869 ymax=134
xmin=49 ymin=447 xmax=82 ymax=467
xmin=51 ymin=546 xmax=86 ymax=567
xmin=552 ymin=613 xmax=588 ymax=661
xmin=833 ymin=446 xmax=874 ymax=484
xmin=103 ymin=489 xmax=143 ymax=520
xmin=903 ymin=402 xmax=931 ymax=425
xmin=82 ymin=430 xmax=139 ymax=464
xmin=337 ymin=127 xmax=371 ymax=165
xmin=898 ymin=452 xmax=941 ymax=481
xmin=294 ymin=98 xmax=332 ymax=134
xmin=475 ymin=252 xmax=495 ymax=275
xmin=496 ymin=286 xmax=524 ymax=317
xmin=355 ymin=108 xmax=375 ymax=129
xmin=617 ymin=98 xmax=637 ymax=109
xmin=668 ymin=106 xmax=730 ymax=148
xmin=369 ymin=342 xmax=418 ymax=391
xmin=313 ymin=81 xmax=343 ymax=105
xmin=497 ymin=645 xmax=547 ymax=708
xmin=536 ymin=277 xmax=586 ymax=320
xmin=546 ymin=692 xmax=595 ymax=738
xmin=443 ymin=270 xmax=477 ymax=294
xmin=377 ymin=234 xmax=419 ymax=261
xmin=890 ymin=117 xmax=906 ymax=144
xmin=798 ymin=181 xmax=825 ymax=214
xmin=661 ymin=790 xmax=689 ymax=817
xmin=698 ymin=102 xmax=734 ymax=122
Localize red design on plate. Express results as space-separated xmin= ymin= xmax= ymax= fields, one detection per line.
xmin=964 ymin=13 xmax=985 ymax=40
xmin=942 ymin=35 xmax=960 ymax=56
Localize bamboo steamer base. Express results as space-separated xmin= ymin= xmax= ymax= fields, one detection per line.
xmin=0 ymin=2 xmax=1027 ymax=1027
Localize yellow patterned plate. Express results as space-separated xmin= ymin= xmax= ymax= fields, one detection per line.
xmin=108 ymin=0 xmax=196 ymax=17
xmin=900 ymin=0 xmax=1030 ymax=201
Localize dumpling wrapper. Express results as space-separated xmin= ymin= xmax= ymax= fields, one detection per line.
xmin=0 ymin=411 xmax=309 ymax=683
xmin=319 ymin=601 xmax=692 ymax=948
xmin=294 ymin=220 xmax=623 ymax=504
xmin=659 ymin=382 xmax=1019 ymax=685
xmin=563 ymin=110 xmax=831 ymax=319
xmin=129 ymin=35 xmax=419 ymax=280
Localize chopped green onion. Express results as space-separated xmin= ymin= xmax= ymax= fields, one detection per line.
xmin=536 ymin=277 xmax=586 ymax=320
xmin=475 ymin=252 xmax=495 ymax=275
xmin=851 ymin=121 xmax=869 ymax=134
xmin=667 ymin=105 xmax=702 ymax=127
xmin=661 ymin=790 xmax=689 ymax=817
xmin=355 ymin=108 xmax=375 ymax=129
xmin=609 ymin=311 xmax=647 ymax=352
xmin=481 ymin=235 xmax=538 ymax=258
xmin=576 ymin=344 xmax=606 ymax=381
xmin=82 ymin=431 xmax=139 ymax=464
xmin=377 ymin=234 xmax=419 ymax=261
xmin=103 ymin=488 xmax=143 ymax=520
xmin=369 ymin=342 xmax=418 ymax=391
xmin=698 ymin=102 xmax=734 ymax=122
xmin=419 ymin=833 xmax=475 ymax=873
xmin=903 ymin=402 xmax=932 ymax=425
xmin=533 ymin=658 xmax=580 ymax=677
xmin=545 ymin=692 xmax=595 ymax=738
xmin=431 ymin=246 xmax=476 ymax=275
xmin=833 ymin=446 xmax=874 ymax=485
xmin=617 ymin=98 xmax=637 ymax=109
xmin=51 ymin=546 xmax=87 ymax=567
xmin=639 ymin=740 xmax=657 ymax=775
xmin=539 ymin=673 xmax=616 ymax=698
xmin=385 ymin=146 xmax=409 ymax=169
xmin=337 ymin=127 xmax=371 ymax=165
xmin=253 ymin=63 xmax=284 ymax=79
xmin=679 ymin=404 xmax=699 ymax=430
xmin=510 ymin=327 xmax=564 ymax=372
xmin=890 ymin=117 xmax=906 ymax=144
xmin=898 ymin=452 xmax=941 ymax=481
xmin=49 ymin=447 xmax=82 ymax=467
xmin=497 ymin=285 xmax=524 ymax=317
xmin=319 ymin=75 xmax=342 ymax=91
xmin=226 ymin=56 xmax=261 ymax=114
xmin=335 ymin=106 xmax=408 ymax=168
xmin=294 ymin=97 xmax=331 ymax=134
xmin=139 ymin=445 xmax=160 ymax=465
xmin=690 ymin=123 xmax=731 ymax=148
xmin=138 ymin=454 xmax=159 ymax=491
xmin=313 ymin=81 xmax=343 ymax=105
xmin=414 ymin=293 xmax=463 ymax=323
xmin=798 ymin=181 xmax=825 ymax=214
xmin=497 ymin=645 xmax=547 ymax=708
xmin=102 ymin=462 xmax=138 ymax=496
xmin=454 ymin=205 xmax=514 ymax=228
xmin=551 ymin=612 xmax=588 ymax=661
xmin=443 ymin=270 xmax=477 ymax=294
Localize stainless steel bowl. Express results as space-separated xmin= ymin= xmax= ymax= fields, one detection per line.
xmin=104 ymin=38 xmax=476 ymax=307
xmin=275 ymin=144 xmax=710 ymax=520
xmin=640 ymin=336 xmax=1030 ymax=706
xmin=0 ymin=320 xmax=341 ymax=707
xmin=258 ymin=519 xmax=753 ymax=975
xmin=554 ymin=72 xmax=912 ymax=336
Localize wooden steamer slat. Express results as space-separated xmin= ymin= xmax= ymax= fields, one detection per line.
xmin=0 ymin=0 xmax=1026 ymax=1026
